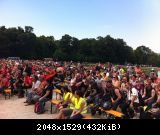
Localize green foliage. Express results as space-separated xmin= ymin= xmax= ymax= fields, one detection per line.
xmin=0 ymin=26 xmax=160 ymax=66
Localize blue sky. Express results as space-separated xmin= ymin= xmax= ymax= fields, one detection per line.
xmin=0 ymin=0 xmax=160 ymax=53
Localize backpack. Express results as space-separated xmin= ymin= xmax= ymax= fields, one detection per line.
xmin=34 ymin=102 xmax=43 ymax=113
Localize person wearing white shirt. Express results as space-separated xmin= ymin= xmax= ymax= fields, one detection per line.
xmin=120 ymin=82 xmax=140 ymax=118
xmin=24 ymin=75 xmax=40 ymax=105
xmin=127 ymin=87 xmax=139 ymax=104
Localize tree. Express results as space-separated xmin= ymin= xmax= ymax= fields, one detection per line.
xmin=0 ymin=25 xmax=160 ymax=66
xmin=25 ymin=26 xmax=33 ymax=33
xmin=134 ymin=46 xmax=153 ymax=65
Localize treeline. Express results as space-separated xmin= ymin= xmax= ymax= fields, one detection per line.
xmin=0 ymin=26 xmax=160 ymax=66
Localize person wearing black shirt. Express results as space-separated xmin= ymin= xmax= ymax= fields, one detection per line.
xmin=143 ymin=79 xmax=157 ymax=109
xmin=15 ymin=75 xmax=24 ymax=98
xmin=38 ymin=80 xmax=53 ymax=114
xmin=103 ymin=80 xmax=122 ymax=110
xmin=24 ymin=63 xmax=32 ymax=76
xmin=85 ymin=80 xmax=103 ymax=104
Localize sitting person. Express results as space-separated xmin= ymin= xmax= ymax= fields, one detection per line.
xmin=56 ymin=90 xmax=87 ymax=119
xmin=31 ymin=75 xmax=47 ymax=103
xmin=56 ymin=88 xmax=72 ymax=110
xmin=143 ymin=79 xmax=157 ymax=109
xmin=104 ymin=80 xmax=122 ymax=110
xmin=70 ymin=90 xmax=87 ymax=119
xmin=24 ymin=75 xmax=40 ymax=105
xmin=55 ymin=90 xmax=76 ymax=119
xmin=85 ymin=80 xmax=103 ymax=105
xmin=36 ymin=79 xmax=53 ymax=114
xmin=120 ymin=82 xmax=140 ymax=118
xmin=153 ymin=83 xmax=160 ymax=108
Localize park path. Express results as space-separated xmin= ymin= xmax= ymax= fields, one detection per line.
xmin=0 ymin=94 xmax=58 ymax=119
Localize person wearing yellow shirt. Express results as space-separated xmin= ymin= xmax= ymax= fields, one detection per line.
xmin=55 ymin=90 xmax=87 ymax=119
xmin=70 ymin=90 xmax=87 ymax=119
xmin=56 ymin=89 xmax=72 ymax=110
xmin=55 ymin=91 xmax=77 ymax=119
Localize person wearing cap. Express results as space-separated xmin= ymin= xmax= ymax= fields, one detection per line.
xmin=150 ymin=68 xmax=157 ymax=81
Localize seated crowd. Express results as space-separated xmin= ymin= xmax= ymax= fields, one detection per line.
xmin=0 ymin=59 xmax=160 ymax=119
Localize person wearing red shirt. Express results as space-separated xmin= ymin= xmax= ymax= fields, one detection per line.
xmin=23 ymin=72 xmax=32 ymax=97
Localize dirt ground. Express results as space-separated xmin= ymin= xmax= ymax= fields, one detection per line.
xmin=0 ymin=94 xmax=139 ymax=119
xmin=0 ymin=94 xmax=58 ymax=119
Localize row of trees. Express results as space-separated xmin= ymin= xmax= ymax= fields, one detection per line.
xmin=0 ymin=26 xmax=160 ymax=66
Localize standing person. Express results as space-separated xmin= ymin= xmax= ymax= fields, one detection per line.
xmin=8 ymin=74 xmax=15 ymax=95
xmin=23 ymin=72 xmax=32 ymax=96
xmin=24 ymin=63 xmax=32 ymax=76
xmin=14 ymin=74 xmax=24 ymax=98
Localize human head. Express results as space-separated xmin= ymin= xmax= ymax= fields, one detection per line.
xmin=74 ymin=90 xmax=82 ymax=98
xmin=125 ymin=82 xmax=132 ymax=90
xmin=106 ymin=79 xmax=112 ymax=88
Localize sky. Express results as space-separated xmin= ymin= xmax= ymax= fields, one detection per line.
xmin=0 ymin=0 xmax=160 ymax=53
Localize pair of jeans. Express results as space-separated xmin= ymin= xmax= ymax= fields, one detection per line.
xmin=146 ymin=98 xmax=156 ymax=109
xmin=39 ymin=97 xmax=50 ymax=113
xmin=26 ymin=91 xmax=34 ymax=103
xmin=33 ymin=95 xmax=41 ymax=102
xmin=120 ymin=101 xmax=139 ymax=118
xmin=112 ymin=99 xmax=123 ymax=110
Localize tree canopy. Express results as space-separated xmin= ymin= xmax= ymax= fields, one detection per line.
xmin=0 ymin=26 xmax=160 ymax=66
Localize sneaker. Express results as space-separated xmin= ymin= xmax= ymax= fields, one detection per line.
xmin=37 ymin=111 xmax=45 ymax=114
xmin=24 ymin=103 xmax=32 ymax=106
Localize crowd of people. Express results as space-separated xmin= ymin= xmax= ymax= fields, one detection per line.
xmin=0 ymin=59 xmax=160 ymax=119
